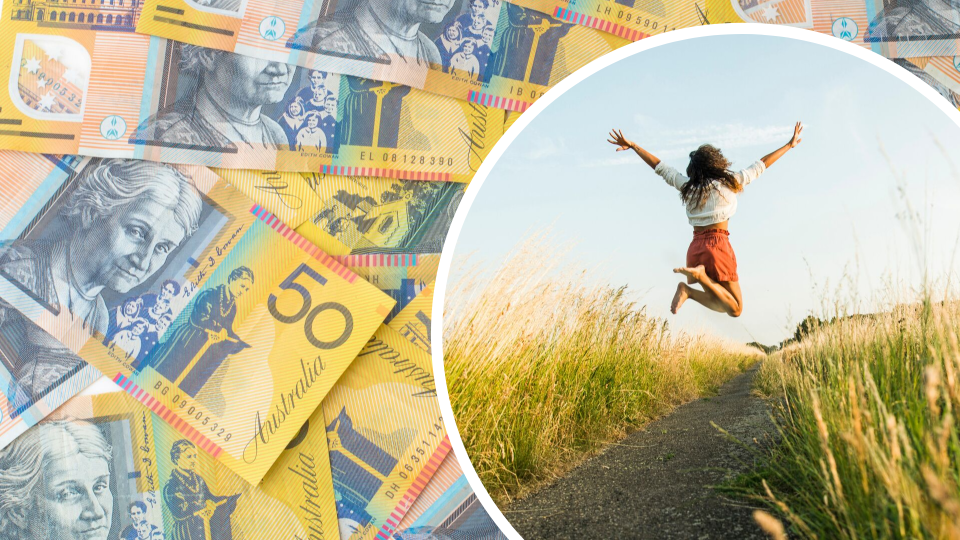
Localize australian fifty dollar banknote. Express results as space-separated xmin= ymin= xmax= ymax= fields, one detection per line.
xmin=0 ymin=389 xmax=342 ymax=540
xmin=0 ymin=13 xmax=502 ymax=180
xmin=134 ymin=0 xmax=628 ymax=112
xmin=0 ymin=151 xmax=394 ymax=484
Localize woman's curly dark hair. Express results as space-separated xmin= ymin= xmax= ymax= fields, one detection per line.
xmin=680 ymin=144 xmax=741 ymax=209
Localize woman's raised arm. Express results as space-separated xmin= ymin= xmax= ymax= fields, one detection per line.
xmin=608 ymin=129 xmax=661 ymax=169
xmin=760 ymin=121 xmax=803 ymax=168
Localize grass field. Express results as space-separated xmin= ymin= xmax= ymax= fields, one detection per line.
xmin=738 ymin=297 xmax=960 ymax=539
xmin=443 ymin=235 xmax=761 ymax=504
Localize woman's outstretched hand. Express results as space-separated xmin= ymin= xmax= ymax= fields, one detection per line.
xmin=789 ymin=121 xmax=804 ymax=148
xmin=607 ymin=129 xmax=634 ymax=152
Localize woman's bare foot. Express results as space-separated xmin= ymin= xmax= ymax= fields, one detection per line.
xmin=671 ymin=282 xmax=689 ymax=314
xmin=673 ymin=265 xmax=706 ymax=283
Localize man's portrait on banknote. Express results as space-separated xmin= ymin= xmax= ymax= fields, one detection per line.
xmin=134 ymin=45 xmax=294 ymax=150
xmin=0 ymin=421 xmax=115 ymax=540
xmin=0 ymin=158 xmax=204 ymax=338
xmin=866 ymin=0 xmax=960 ymax=44
xmin=163 ymin=439 xmax=240 ymax=540
xmin=287 ymin=0 xmax=458 ymax=67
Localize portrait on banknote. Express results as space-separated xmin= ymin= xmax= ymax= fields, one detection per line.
xmin=0 ymin=418 xmax=151 ymax=540
xmin=0 ymin=158 xmax=207 ymax=340
xmin=287 ymin=0 xmax=461 ymax=66
xmin=0 ymin=156 xmax=272 ymax=415
xmin=163 ymin=439 xmax=240 ymax=540
xmin=131 ymin=41 xmax=440 ymax=157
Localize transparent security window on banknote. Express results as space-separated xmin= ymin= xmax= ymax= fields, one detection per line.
xmin=0 ymin=15 xmax=502 ymax=180
xmin=0 ymin=151 xmax=395 ymax=484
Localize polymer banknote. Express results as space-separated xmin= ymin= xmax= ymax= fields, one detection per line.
xmin=0 ymin=152 xmax=394 ymax=484
xmin=0 ymin=16 xmax=502 ymax=181
xmin=135 ymin=0 xmax=628 ymax=112
xmin=731 ymin=0 xmax=960 ymax=58
xmin=322 ymin=324 xmax=451 ymax=540
xmin=0 ymin=390 xmax=341 ymax=540
xmin=395 ymin=455 xmax=507 ymax=539
xmin=920 ymin=56 xmax=960 ymax=96
xmin=510 ymin=0 xmax=740 ymax=41
xmin=336 ymin=254 xmax=441 ymax=322
xmin=388 ymin=282 xmax=435 ymax=354
xmin=217 ymin=169 xmax=464 ymax=256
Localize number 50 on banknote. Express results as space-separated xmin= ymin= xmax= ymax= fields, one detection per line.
xmin=0 ymin=152 xmax=395 ymax=484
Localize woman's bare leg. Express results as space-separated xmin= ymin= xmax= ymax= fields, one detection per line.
xmin=671 ymin=266 xmax=743 ymax=317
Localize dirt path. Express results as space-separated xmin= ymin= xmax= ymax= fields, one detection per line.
xmin=503 ymin=363 xmax=776 ymax=539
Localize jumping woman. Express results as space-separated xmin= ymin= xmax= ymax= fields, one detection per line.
xmin=607 ymin=122 xmax=803 ymax=317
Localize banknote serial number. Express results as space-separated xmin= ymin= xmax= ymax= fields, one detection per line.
xmin=593 ymin=5 xmax=677 ymax=33
xmin=358 ymin=151 xmax=455 ymax=167
xmin=385 ymin=415 xmax=446 ymax=500
xmin=153 ymin=382 xmax=233 ymax=442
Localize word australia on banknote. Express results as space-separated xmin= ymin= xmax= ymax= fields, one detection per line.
xmin=0 ymin=152 xmax=394 ymax=483
xmin=135 ymin=0 xmax=627 ymax=112
xmin=0 ymin=390 xmax=342 ymax=540
xmin=217 ymin=169 xmax=464 ymax=255
xmin=0 ymin=17 xmax=501 ymax=181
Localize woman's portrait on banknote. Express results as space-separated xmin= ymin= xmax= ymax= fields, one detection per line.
xmin=134 ymin=45 xmax=294 ymax=150
xmin=0 ymin=421 xmax=114 ymax=540
xmin=163 ymin=440 xmax=239 ymax=540
xmin=0 ymin=158 xmax=203 ymax=337
xmin=288 ymin=0 xmax=458 ymax=66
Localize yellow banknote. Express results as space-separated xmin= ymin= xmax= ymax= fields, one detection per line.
xmin=323 ymin=324 xmax=451 ymax=540
xmin=0 ymin=16 xmax=502 ymax=180
xmin=217 ymin=170 xmax=465 ymax=257
xmin=509 ymin=0 xmax=731 ymax=42
xmin=261 ymin=405 xmax=341 ymax=540
xmin=3 ymin=390 xmax=339 ymax=540
xmin=389 ymin=282 xmax=435 ymax=354
xmin=134 ymin=0 xmax=627 ymax=112
xmin=333 ymin=254 xmax=440 ymax=322
xmin=0 ymin=151 xmax=394 ymax=484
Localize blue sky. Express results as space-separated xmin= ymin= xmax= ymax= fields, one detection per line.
xmin=452 ymin=34 xmax=960 ymax=345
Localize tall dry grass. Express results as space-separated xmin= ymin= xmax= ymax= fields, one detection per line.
xmin=743 ymin=298 xmax=960 ymax=539
xmin=443 ymin=233 xmax=760 ymax=504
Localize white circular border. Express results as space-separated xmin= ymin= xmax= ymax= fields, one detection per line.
xmin=432 ymin=23 xmax=960 ymax=540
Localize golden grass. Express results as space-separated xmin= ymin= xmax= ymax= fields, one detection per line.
xmin=443 ymin=233 xmax=761 ymax=504
xmin=744 ymin=299 xmax=960 ymax=538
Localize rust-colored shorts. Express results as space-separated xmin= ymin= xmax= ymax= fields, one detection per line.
xmin=686 ymin=229 xmax=739 ymax=283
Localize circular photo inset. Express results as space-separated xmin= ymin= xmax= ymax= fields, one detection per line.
xmin=438 ymin=26 xmax=960 ymax=540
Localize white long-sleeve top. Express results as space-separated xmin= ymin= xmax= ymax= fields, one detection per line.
xmin=654 ymin=160 xmax=766 ymax=227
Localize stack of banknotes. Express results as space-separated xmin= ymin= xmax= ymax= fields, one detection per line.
xmin=0 ymin=1 xmax=955 ymax=540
